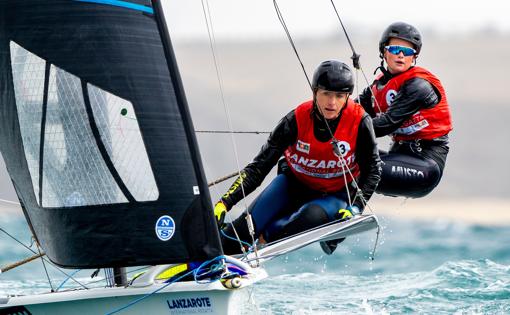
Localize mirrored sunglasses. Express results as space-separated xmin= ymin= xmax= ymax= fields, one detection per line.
xmin=385 ymin=45 xmax=417 ymax=56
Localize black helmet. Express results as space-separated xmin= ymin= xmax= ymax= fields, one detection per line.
xmin=311 ymin=60 xmax=354 ymax=94
xmin=379 ymin=22 xmax=422 ymax=55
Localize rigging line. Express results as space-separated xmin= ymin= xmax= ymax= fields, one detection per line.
xmin=329 ymin=0 xmax=383 ymax=113
xmin=200 ymin=0 xmax=255 ymax=255
xmin=327 ymin=0 xmax=381 ymax=210
xmin=55 ymin=269 xmax=81 ymax=292
xmin=273 ymin=0 xmax=365 ymax=209
xmin=370 ymin=224 xmax=381 ymax=261
xmin=196 ymin=130 xmax=270 ymax=134
xmin=36 ymin=242 xmax=54 ymax=292
xmin=273 ymin=0 xmax=312 ymax=89
xmin=329 ymin=0 xmax=360 ymax=70
xmin=0 ymin=227 xmax=88 ymax=289
xmin=105 ymin=267 xmax=197 ymax=315
xmin=0 ymin=198 xmax=20 ymax=205
xmin=272 ymin=0 xmax=338 ymax=144
xmin=358 ymin=64 xmax=383 ymax=114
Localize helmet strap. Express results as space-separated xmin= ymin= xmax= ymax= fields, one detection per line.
xmin=374 ymin=58 xmax=391 ymax=79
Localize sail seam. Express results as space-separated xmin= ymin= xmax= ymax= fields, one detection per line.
xmin=81 ymin=81 xmax=137 ymax=203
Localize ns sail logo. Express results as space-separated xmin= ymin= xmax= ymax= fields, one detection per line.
xmin=155 ymin=215 xmax=176 ymax=241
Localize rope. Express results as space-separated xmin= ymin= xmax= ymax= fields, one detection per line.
xmin=200 ymin=0 xmax=255 ymax=256
xmin=370 ymin=224 xmax=381 ymax=261
xmin=56 ymin=269 xmax=81 ymax=291
xmin=272 ymin=0 xmax=363 ymax=209
xmin=0 ymin=198 xmax=20 ymax=206
xmin=220 ymin=229 xmax=251 ymax=248
xmin=105 ymin=269 xmax=196 ymax=315
xmin=329 ymin=0 xmax=382 ymax=113
xmin=273 ymin=0 xmax=312 ymax=89
xmin=105 ymin=256 xmax=234 ymax=315
xmin=196 ymin=130 xmax=270 ymax=134
xmin=0 ymin=227 xmax=88 ymax=289
xmin=329 ymin=0 xmax=360 ymax=69
xmin=37 ymin=242 xmax=54 ymax=292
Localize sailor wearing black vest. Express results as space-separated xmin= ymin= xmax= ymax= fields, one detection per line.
xmin=214 ymin=60 xmax=381 ymax=255
xmin=358 ymin=22 xmax=453 ymax=198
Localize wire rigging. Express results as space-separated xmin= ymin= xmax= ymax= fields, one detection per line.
xmin=200 ymin=0 xmax=258 ymax=258
xmin=273 ymin=0 xmax=312 ymax=89
xmin=329 ymin=0 xmax=360 ymax=70
xmin=0 ymin=227 xmax=88 ymax=289
xmin=329 ymin=0 xmax=383 ymax=113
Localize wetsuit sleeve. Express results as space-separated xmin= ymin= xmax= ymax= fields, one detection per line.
xmin=357 ymin=86 xmax=376 ymax=118
xmin=372 ymin=77 xmax=440 ymax=137
xmin=353 ymin=113 xmax=381 ymax=210
xmin=220 ymin=110 xmax=297 ymax=209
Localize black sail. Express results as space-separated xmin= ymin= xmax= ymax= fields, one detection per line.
xmin=0 ymin=0 xmax=223 ymax=268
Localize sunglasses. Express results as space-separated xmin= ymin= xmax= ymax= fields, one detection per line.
xmin=385 ymin=45 xmax=417 ymax=56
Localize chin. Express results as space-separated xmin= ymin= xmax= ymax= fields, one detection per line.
xmin=390 ymin=66 xmax=404 ymax=74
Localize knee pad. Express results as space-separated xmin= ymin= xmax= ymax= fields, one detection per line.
xmin=264 ymin=204 xmax=330 ymax=242
xmin=294 ymin=204 xmax=330 ymax=225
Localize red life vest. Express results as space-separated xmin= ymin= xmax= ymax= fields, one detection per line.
xmin=372 ymin=66 xmax=452 ymax=141
xmin=284 ymin=100 xmax=364 ymax=193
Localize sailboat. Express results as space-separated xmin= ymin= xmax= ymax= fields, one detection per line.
xmin=0 ymin=0 xmax=379 ymax=314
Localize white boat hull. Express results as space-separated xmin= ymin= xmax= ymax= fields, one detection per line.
xmin=0 ymin=268 xmax=267 ymax=315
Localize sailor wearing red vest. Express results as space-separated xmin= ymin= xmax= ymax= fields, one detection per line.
xmin=214 ymin=60 xmax=381 ymax=255
xmin=358 ymin=22 xmax=452 ymax=198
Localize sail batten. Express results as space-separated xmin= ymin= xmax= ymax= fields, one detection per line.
xmin=0 ymin=0 xmax=222 ymax=268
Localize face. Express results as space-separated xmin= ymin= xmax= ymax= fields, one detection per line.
xmin=315 ymin=89 xmax=349 ymax=120
xmin=384 ymin=38 xmax=416 ymax=74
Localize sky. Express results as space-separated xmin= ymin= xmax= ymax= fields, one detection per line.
xmin=162 ymin=0 xmax=510 ymax=40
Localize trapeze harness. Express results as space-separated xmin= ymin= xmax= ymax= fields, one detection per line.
xmin=372 ymin=66 xmax=453 ymax=198
xmin=221 ymin=100 xmax=366 ymax=252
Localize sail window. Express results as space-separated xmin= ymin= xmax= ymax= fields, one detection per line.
xmin=9 ymin=42 xmax=45 ymax=204
xmin=10 ymin=41 xmax=159 ymax=207
xmin=87 ymin=84 xmax=159 ymax=201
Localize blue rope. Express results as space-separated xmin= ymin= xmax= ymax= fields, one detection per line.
xmin=193 ymin=255 xmax=228 ymax=284
xmin=104 ymin=268 xmax=196 ymax=315
xmin=55 ymin=269 xmax=81 ymax=292
xmin=220 ymin=229 xmax=251 ymax=248
xmin=105 ymin=254 xmax=252 ymax=314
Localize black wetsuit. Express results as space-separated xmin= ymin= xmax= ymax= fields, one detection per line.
xmin=219 ymin=104 xmax=381 ymax=251
xmin=220 ymin=107 xmax=381 ymax=211
xmin=358 ymin=69 xmax=450 ymax=198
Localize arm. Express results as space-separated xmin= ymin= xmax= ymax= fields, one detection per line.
xmin=220 ymin=110 xmax=297 ymax=209
xmin=372 ymin=77 xmax=440 ymax=137
xmin=353 ymin=113 xmax=381 ymax=210
xmin=357 ymin=86 xmax=376 ymax=118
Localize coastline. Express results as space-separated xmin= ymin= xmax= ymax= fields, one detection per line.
xmin=2 ymin=197 xmax=509 ymax=226
xmin=369 ymin=196 xmax=510 ymax=226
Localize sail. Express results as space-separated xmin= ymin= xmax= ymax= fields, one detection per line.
xmin=0 ymin=0 xmax=223 ymax=268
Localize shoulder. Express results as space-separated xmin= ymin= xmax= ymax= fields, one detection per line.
xmin=358 ymin=112 xmax=373 ymax=129
xmin=400 ymin=76 xmax=440 ymax=107
xmin=402 ymin=76 xmax=435 ymax=93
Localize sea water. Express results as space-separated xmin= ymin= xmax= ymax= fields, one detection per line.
xmin=1 ymin=214 xmax=509 ymax=314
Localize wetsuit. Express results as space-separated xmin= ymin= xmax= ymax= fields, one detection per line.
xmin=220 ymin=100 xmax=381 ymax=253
xmin=358 ymin=66 xmax=452 ymax=198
